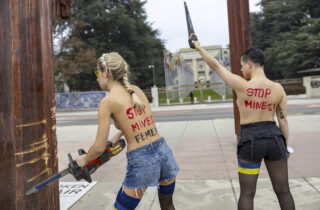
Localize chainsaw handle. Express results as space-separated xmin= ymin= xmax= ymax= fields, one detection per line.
xmin=188 ymin=33 xmax=198 ymax=49
xmin=118 ymin=139 xmax=126 ymax=149
xmin=78 ymin=149 xmax=92 ymax=183
xmin=106 ymin=141 xmax=112 ymax=148
xmin=68 ymin=153 xmax=76 ymax=168
xmin=78 ymin=148 xmax=86 ymax=155
xmin=68 ymin=153 xmax=86 ymax=181
xmin=106 ymin=139 xmax=126 ymax=155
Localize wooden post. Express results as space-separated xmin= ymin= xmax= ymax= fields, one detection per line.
xmin=227 ymin=0 xmax=252 ymax=140
xmin=0 ymin=0 xmax=59 ymax=209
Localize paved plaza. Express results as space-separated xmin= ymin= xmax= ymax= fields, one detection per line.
xmin=56 ymin=98 xmax=320 ymax=209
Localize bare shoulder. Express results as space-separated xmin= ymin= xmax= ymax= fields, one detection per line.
xmin=273 ymin=81 xmax=286 ymax=94
xmin=236 ymin=78 xmax=250 ymax=92
xmin=267 ymin=80 xmax=286 ymax=100
xmin=131 ymin=85 xmax=149 ymax=103
xmin=131 ymin=85 xmax=143 ymax=93
xmin=99 ymin=94 xmax=113 ymax=109
xmin=131 ymin=85 xmax=146 ymax=97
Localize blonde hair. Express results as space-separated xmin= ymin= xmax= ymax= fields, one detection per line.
xmin=98 ymin=52 xmax=143 ymax=110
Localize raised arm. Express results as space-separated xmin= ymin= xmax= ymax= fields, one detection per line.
xmin=276 ymin=87 xmax=289 ymax=146
xmin=194 ymin=41 xmax=246 ymax=91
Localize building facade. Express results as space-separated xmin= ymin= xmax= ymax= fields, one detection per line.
xmin=174 ymin=45 xmax=230 ymax=85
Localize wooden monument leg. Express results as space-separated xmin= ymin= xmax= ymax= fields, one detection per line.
xmin=0 ymin=0 xmax=71 ymax=209
xmin=227 ymin=0 xmax=252 ymax=142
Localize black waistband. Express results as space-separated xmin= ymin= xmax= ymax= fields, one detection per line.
xmin=241 ymin=121 xmax=276 ymax=129
xmin=240 ymin=121 xmax=282 ymax=141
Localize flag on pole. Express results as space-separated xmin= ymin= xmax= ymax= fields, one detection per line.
xmin=218 ymin=48 xmax=223 ymax=65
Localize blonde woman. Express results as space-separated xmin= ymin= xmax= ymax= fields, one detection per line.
xmin=76 ymin=52 xmax=179 ymax=210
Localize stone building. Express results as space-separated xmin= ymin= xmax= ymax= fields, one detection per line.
xmin=173 ymin=45 xmax=230 ymax=85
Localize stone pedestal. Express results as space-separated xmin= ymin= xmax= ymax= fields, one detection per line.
xmin=151 ymin=86 xmax=159 ymax=107
xmin=303 ymin=76 xmax=320 ymax=98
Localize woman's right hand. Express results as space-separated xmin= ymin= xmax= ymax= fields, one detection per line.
xmin=194 ymin=41 xmax=201 ymax=50
xmin=108 ymin=131 xmax=123 ymax=147
xmin=108 ymin=139 xmax=120 ymax=148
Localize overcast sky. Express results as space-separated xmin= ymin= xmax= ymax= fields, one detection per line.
xmin=144 ymin=0 xmax=261 ymax=52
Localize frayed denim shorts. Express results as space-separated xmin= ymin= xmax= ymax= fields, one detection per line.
xmin=122 ymin=137 xmax=179 ymax=189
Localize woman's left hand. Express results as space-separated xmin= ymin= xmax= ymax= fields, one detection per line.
xmin=75 ymin=154 xmax=87 ymax=167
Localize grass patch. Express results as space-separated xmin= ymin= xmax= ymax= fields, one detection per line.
xmin=159 ymin=89 xmax=233 ymax=104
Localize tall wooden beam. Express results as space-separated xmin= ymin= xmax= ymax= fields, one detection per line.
xmin=227 ymin=0 xmax=252 ymax=139
xmin=0 ymin=0 xmax=59 ymax=209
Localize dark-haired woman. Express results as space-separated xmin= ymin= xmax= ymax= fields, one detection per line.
xmin=194 ymin=41 xmax=295 ymax=210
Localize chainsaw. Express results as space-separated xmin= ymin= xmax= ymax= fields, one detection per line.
xmin=26 ymin=139 xmax=126 ymax=195
xmin=184 ymin=1 xmax=198 ymax=49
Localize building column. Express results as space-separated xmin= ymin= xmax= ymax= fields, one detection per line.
xmin=151 ymin=86 xmax=159 ymax=107
xmin=192 ymin=58 xmax=198 ymax=84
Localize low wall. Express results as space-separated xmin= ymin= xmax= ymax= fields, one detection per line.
xmin=274 ymin=78 xmax=305 ymax=95
xmin=56 ymin=91 xmax=106 ymax=110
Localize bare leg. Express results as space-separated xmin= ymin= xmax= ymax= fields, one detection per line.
xmin=122 ymin=186 xmax=147 ymax=199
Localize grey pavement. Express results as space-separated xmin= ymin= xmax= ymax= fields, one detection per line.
xmin=56 ymin=97 xmax=320 ymax=210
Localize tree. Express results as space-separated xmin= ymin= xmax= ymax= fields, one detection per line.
xmin=54 ymin=37 xmax=98 ymax=91
xmin=54 ymin=0 xmax=166 ymax=91
xmin=250 ymin=0 xmax=320 ymax=79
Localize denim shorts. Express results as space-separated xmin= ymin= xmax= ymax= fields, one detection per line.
xmin=237 ymin=121 xmax=288 ymax=162
xmin=122 ymin=137 xmax=179 ymax=189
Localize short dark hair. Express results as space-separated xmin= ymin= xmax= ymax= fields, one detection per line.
xmin=242 ymin=48 xmax=265 ymax=67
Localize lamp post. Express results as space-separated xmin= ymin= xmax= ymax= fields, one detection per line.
xmin=149 ymin=57 xmax=159 ymax=107
xmin=148 ymin=57 xmax=156 ymax=87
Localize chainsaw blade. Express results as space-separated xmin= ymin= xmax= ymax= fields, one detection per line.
xmin=25 ymin=167 xmax=70 ymax=195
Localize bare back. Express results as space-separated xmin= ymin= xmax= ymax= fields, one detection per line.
xmin=107 ymin=85 xmax=160 ymax=151
xmin=236 ymin=78 xmax=285 ymax=125
xmin=195 ymin=43 xmax=289 ymax=144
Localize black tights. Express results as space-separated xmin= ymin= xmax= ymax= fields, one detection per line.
xmin=238 ymin=159 xmax=295 ymax=210
xmin=158 ymin=192 xmax=175 ymax=210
